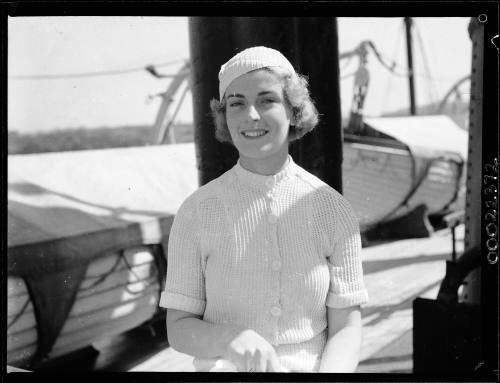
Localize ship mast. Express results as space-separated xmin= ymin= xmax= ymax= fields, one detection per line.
xmin=404 ymin=17 xmax=417 ymax=115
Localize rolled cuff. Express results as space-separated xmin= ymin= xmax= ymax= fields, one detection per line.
xmin=326 ymin=289 xmax=369 ymax=308
xmin=159 ymin=291 xmax=206 ymax=315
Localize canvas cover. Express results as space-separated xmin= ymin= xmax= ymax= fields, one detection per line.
xmin=364 ymin=115 xmax=468 ymax=160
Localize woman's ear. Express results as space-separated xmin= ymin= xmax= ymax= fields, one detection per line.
xmin=288 ymin=125 xmax=298 ymax=142
xmin=289 ymin=107 xmax=300 ymax=127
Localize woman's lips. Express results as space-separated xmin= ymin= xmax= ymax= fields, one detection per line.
xmin=241 ymin=129 xmax=269 ymax=138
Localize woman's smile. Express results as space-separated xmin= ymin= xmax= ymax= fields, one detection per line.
xmin=240 ymin=128 xmax=269 ymax=138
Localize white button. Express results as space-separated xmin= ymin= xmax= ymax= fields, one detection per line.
xmin=265 ymin=178 xmax=274 ymax=188
xmin=271 ymin=260 xmax=281 ymax=271
xmin=270 ymin=306 xmax=282 ymax=317
xmin=266 ymin=191 xmax=273 ymax=199
xmin=268 ymin=215 xmax=277 ymax=224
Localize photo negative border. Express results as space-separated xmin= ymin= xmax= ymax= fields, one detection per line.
xmin=1 ymin=1 xmax=498 ymax=382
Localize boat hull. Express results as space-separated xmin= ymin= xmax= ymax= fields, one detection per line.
xmin=343 ymin=140 xmax=464 ymax=232
xmin=7 ymin=246 xmax=160 ymax=368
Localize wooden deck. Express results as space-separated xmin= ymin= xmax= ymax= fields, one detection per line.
xmin=33 ymin=225 xmax=463 ymax=373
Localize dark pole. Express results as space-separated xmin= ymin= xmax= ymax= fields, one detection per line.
xmin=230 ymin=17 xmax=296 ymax=55
xmin=292 ymin=17 xmax=343 ymax=192
xmin=188 ymin=18 xmax=238 ymax=186
xmin=189 ymin=17 xmax=343 ymax=192
xmin=404 ymin=17 xmax=417 ymax=115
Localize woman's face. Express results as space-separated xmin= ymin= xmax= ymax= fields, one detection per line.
xmin=225 ymin=69 xmax=291 ymax=163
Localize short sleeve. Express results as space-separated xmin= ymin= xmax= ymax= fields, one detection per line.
xmin=320 ymin=191 xmax=369 ymax=308
xmin=159 ymin=195 xmax=206 ymax=315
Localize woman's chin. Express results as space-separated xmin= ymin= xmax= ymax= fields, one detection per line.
xmin=238 ymin=148 xmax=277 ymax=161
xmin=235 ymin=141 xmax=288 ymax=160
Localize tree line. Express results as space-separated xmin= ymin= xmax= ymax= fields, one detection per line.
xmin=8 ymin=124 xmax=195 ymax=155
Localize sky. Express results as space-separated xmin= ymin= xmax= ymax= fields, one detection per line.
xmin=8 ymin=16 xmax=472 ymax=133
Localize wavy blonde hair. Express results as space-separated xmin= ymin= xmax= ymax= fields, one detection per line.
xmin=209 ymin=67 xmax=319 ymax=144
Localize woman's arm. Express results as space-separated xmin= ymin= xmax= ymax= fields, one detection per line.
xmin=318 ymin=305 xmax=362 ymax=373
xmin=167 ymin=308 xmax=286 ymax=372
xmin=167 ymin=308 xmax=242 ymax=358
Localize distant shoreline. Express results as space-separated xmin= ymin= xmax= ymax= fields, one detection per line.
xmin=8 ymin=123 xmax=194 ymax=155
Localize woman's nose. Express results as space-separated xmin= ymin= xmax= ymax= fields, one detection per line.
xmin=247 ymin=105 xmax=260 ymax=121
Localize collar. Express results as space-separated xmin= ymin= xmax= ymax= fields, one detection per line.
xmin=232 ymin=155 xmax=296 ymax=190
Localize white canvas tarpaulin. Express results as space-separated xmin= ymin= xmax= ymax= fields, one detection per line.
xmin=8 ymin=143 xmax=199 ymax=252
xmin=364 ymin=115 xmax=468 ymax=160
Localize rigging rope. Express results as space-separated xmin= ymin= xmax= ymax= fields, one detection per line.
xmin=340 ymin=55 xmax=354 ymax=71
xmin=368 ymin=39 xmax=456 ymax=82
xmin=341 ymin=71 xmax=357 ymax=80
xmin=9 ymin=59 xmax=186 ymax=80
xmin=367 ymin=41 xmax=412 ymax=78
xmin=120 ymin=250 xmax=158 ymax=295
xmin=382 ymin=21 xmax=405 ymax=113
xmin=414 ymin=20 xmax=438 ymax=106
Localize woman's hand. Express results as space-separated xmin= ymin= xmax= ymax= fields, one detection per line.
xmin=223 ymin=329 xmax=287 ymax=372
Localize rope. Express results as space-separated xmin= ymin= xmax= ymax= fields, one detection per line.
xmin=120 ymin=250 xmax=158 ymax=295
xmin=159 ymin=81 xmax=190 ymax=144
xmin=9 ymin=59 xmax=185 ymax=80
xmin=381 ymin=22 xmax=404 ymax=112
xmin=340 ymin=55 xmax=354 ymax=71
xmin=367 ymin=41 xmax=411 ymax=78
xmin=414 ymin=21 xmax=438 ymax=105
xmin=373 ymin=144 xmax=434 ymax=225
xmin=368 ymin=39 xmax=455 ymax=82
xmin=341 ymin=71 xmax=357 ymax=80
xmin=78 ymin=248 xmax=160 ymax=297
xmin=78 ymin=252 xmax=123 ymax=291
xmin=7 ymin=296 xmax=31 ymax=330
xmin=437 ymin=74 xmax=471 ymax=113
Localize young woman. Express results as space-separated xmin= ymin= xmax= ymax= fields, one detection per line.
xmin=160 ymin=46 xmax=369 ymax=373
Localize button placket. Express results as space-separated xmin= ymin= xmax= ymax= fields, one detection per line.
xmin=270 ymin=219 xmax=282 ymax=306
xmin=268 ymin=196 xmax=279 ymax=225
xmin=265 ymin=189 xmax=281 ymax=315
xmin=270 ymin=306 xmax=282 ymax=317
xmin=271 ymin=259 xmax=281 ymax=271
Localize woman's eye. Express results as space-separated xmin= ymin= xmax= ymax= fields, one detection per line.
xmin=259 ymin=98 xmax=276 ymax=105
xmin=229 ymin=101 xmax=243 ymax=107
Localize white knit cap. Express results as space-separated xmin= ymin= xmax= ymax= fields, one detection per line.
xmin=218 ymin=46 xmax=296 ymax=101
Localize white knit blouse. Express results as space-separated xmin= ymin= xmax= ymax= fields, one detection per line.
xmin=159 ymin=156 xmax=369 ymax=372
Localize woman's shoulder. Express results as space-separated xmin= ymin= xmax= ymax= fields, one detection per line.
xmin=179 ymin=170 xmax=231 ymax=210
xmin=293 ymin=165 xmax=356 ymax=216
xmin=293 ymin=165 xmax=344 ymax=200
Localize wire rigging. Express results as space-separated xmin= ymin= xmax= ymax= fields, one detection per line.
xmin=381 ymin=21 xmax=405 ymax=113
xmin=341 ymin=71 xmax=357 ymax=80
xmin=9 ymin=59 xmax=186 ymax=80
xmin=340 ymin=55 xmax=354 ymax=71
xmin=367 ymin=41 xmax=412 ymax=78
xmin=413 ymin=20 xmax=438 ymax=106
xmin=366 ymin=39 xmax=457 ymax=82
